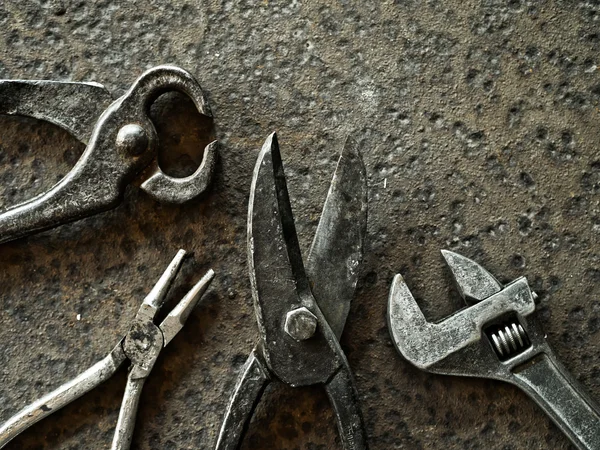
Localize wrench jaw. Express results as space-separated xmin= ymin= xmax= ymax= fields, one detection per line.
xmin=441 ymin=250 xmax=502 ymax=304
xmin=388 ymin=272 xmax=540 ymax=379
xmin=387 ymin=274 xmax=438 ymax=371
xmin=436 ymin=250 xmax=555 ymax=378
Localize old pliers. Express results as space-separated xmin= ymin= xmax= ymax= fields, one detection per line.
xmin=0 ymin=65 xmax=217 ymax=244
xmin=388 ymin=250 xmax=600 ymax=450
xmin=0 ymin=250 xmax=214 ymax=450
xmin=215 ymin=133 xmax=369 ymax=450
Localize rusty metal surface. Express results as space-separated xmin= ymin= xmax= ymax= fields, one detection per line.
xmin=0 ymin=1 xmax=599 ymax=449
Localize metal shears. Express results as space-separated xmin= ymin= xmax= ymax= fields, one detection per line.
xmin=388 ymin=250 xmax=600 ymax=450
xmin=0 ymin=65 xmax=217 ymax=244
xmin=215 ymin=133 xmax=369 ymax=450
xmin=0 ymin=250 xmax=215 ymax=449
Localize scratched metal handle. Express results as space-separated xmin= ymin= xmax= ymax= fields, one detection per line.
xmin=325 ymin=365 xmax=369 ymax=450
xmin=512 ymin=353 xmax=600 ymax=450
xmin=0 ymin=174 xmax=124 ymax=245
xmin=111 ymin=373 xmax=147 ymax=450
xmin=215 ymin=348 xmax=270 ymax=450
xmin=0 ymin=350 xmax=125 ymax=448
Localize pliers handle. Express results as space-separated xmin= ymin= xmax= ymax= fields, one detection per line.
xmin=0 ymin=345 xmax=126 ymax=448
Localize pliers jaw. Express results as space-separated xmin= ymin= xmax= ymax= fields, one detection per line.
xmin=0 ymin=65 xmax=217 ymax=244
xmin=126 ymin=65 xmax=216 ymax=204
xmin=120 ymin=248 xmax=189 ymax=380
xmin=123 ymin=250 xmax=215 ymax=378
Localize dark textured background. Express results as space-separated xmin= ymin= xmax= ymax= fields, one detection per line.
xmin=1 ymin=1 xmax=599 ymax=449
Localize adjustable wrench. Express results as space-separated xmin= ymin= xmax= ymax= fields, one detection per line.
xmin=388 ymin=250 xmax=600 ymax=450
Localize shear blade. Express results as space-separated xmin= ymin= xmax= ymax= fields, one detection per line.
xmin=250 ymin=132 xmax=310 ymax=296
xmin=441 ymin=250 xmax=502 ymax=304
xmin=249 ymin=132 xmax=341 ymax=384
xmin=306 ymin=137 xmax=368 ymax=340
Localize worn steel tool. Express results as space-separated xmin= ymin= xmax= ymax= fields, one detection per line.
xmin=0 ymin=65 xmax=217 ymax=244
xmin=215 ymin=133 xmax=369 ymax=450
xmin=388 ymin=250 xmax=600 ymax=450
xmin=0 ymin=250 xmax=214 ymax=450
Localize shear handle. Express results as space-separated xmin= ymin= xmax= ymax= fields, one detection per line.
xmin=215 ymin=348 xmax=271 ymax=450
xmin=0 ymin=345 xmax=126 ymax=449
xmin=325 ymin=361 xmax=369 ymax=450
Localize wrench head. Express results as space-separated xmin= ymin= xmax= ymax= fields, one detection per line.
xmin=387 ymin=252 xmax=538 ymax=378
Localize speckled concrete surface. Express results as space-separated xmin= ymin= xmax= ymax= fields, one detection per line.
xmin=0 ymin=1 xmax=599 ymax=449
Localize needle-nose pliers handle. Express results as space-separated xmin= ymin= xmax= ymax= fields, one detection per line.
xmin=0 ymin=346 xmax=127 ymax=449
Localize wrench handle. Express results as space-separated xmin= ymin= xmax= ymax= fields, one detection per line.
xmin=513 ymin=353 xmax=600 ymax=450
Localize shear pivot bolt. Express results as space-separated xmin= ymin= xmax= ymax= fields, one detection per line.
xmin=284 ymin=307 xmax=317 ymax=341
xmin=116 ymin=124 xmax=148 ymax=156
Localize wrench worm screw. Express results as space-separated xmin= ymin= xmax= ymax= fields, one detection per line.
xmin=487 ymin=321 xmax=529 ymax=359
